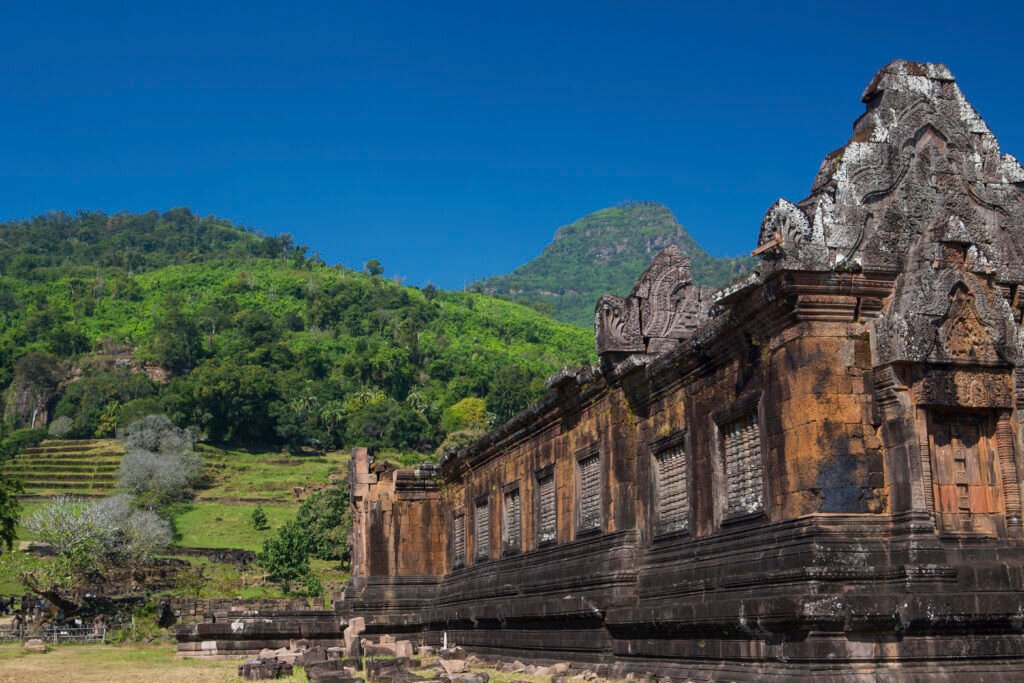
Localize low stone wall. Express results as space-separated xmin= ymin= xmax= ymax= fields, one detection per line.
xmin=174 ymin=608 xmax=345 ymax=658
xmin=170 ymin=546 xmax=257 ymax=566
xmin=168 ymin=597 xmax=333 ymax=624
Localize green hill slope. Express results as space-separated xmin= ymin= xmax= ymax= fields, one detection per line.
xmin=469 ymin=201 xmax=754 ymax=327
xmin=0 ymin=209 xmax=594 ymax=453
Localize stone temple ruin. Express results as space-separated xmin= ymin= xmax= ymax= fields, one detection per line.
xmin=339 ymin=61 xmax=1024 ymax=680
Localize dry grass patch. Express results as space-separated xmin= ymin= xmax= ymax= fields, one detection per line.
xmin=0 ymin=643 xmax=254 ymax=683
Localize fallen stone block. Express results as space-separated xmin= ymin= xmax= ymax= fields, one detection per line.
xmin=23 ymin=639 xmax=47 ymax=653
xmin=340 ymin=655 xmax=363 ymax=670
xmin=306 ymin=659 xmax=363 ymax=683
xmin=440 ymin=673 xmax=489 ymax=683
xmin=301 ymin=645 xmax=329 ymax=667
xmin=395 ymin=640 xmax=414 ymax=658
xmin=365 ymin=657 xmax=426 ymax=683
xmin=238 ymin=658 xmax=294 ymax=680
xmin=439 ymin=647 xmax=466 ymax=660
xmin=439 ymin=658 xmax=469 ymax=674
xmin=418 ymin=645 xmax=436 ymax=656
xmin=308 ymin=673 xmax=361 ymax=683
xmin=552 ymin=663 xmax=571 ymax=674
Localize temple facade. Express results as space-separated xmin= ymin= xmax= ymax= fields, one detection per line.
xmin=341 ymin=61 xmax=1024 ymax=681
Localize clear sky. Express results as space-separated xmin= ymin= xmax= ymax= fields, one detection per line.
xmin=1 ymin=1 xmax=1022 ymax=288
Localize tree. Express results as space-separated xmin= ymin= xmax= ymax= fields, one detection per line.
xmin=22 ymin=494 xmax=171 ymax=604
xmin=345 ymin=399 xmax=433 ymax=451
xmin=167 ymin=361 xmax=279 ymax=443
xmin=251 ymin=505 xmax=269 ymax=531
xmin=363 ymin=259 xmax=384 ymax=277
xmin=295 ymin=488 xmax=351 ymax=563
xmin=118 ymin=415 xmax=202 ymax=504
xmin=53 ymin=370 xmax=157 ymax=438
xmin=487 ymin=365 xmax=536 ymax=425
xmin=150 ymin=296 xmax=204 ymax=373
xmin=48 ymin=416 xmax=74 ymax=438
xmin=95 ymin=401 xmax=121 ymax=437
xmin=257 ymin=520 xmax=323 ymax=596
xmin=441 ymin=397 xmax=490 ymax=434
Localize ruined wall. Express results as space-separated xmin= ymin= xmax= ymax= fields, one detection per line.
xmin=349 ymin=448 xmax=445 ymax=578
xmin=341 ymin=61 xmax=1024 ymax=681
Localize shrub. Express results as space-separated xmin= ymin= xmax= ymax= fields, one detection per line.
xmin=47 ymin=416 xmax=74 ymax=438
xmin=0 ymin=428 xmax=47 ymax=459
xmin=257 ymin=520 xmax=322 ymax=596
xmin=441 ymin=397 xmax=490 ymax=434
xmin=118 ymin=415 xmax=202 ymax=504
xmin=251 ymin=505 xmax=269 ymax=531
xmin=24 ymin=494 xmax=171 ymax=578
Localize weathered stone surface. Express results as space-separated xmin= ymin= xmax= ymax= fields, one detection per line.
xmin=238 ymin=658 xmax=293 ymax=680
xmin=22 ymin=638 xmax=47 ymax=653
xmin=365 ymin=657 xmax=425 ymax=683
xmin=337 ymin=61 xmax=1024 ymax=681
xmin=439 ymin=659 xmax=469 ymax=674
xmin=595 ymin=245 xmax=713 ymax=366
xmin=440 ymin=674 xmax=489 ymax=683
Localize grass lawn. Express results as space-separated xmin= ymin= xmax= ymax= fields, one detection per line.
xmin=0 ymin=643 xmax=275 ymax=683
xmin=172 ymin=502 xmax=297 ymax=551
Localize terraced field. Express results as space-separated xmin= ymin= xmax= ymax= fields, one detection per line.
xmin=1 ymin=439 xmax=359 ymax=597
xmin=3 ymin=439 xmax=123 ymax=496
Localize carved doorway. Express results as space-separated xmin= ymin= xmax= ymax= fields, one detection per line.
xmin=928 ymin=412 xmax=1003 ymax=536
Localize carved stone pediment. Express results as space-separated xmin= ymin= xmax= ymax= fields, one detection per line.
xmin=595 ymin=294 xmax=643 ymax=356
xmin=594 ymin=245 xmax=712 ymax=364
xmin=753 ymin=199 xmax=829 ymax=272
xmin=872 ymin=258 xmax=1018 ymax=366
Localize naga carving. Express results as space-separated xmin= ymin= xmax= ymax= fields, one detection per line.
xmin=595 ymin=245 xmax=712 ymax=364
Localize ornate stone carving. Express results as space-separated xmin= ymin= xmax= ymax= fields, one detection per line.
xmin=913 ymin=368 xmax=1013 ymax=408
xmin=754 ymin=199 xmax=828 ymax=272
xmin=595 ymin=245 xmax=712 ymax=364
xmin=937 ymin=284 xmax=997 ymax=361
xmin=595 ymin=294 xmax=643 ymax=357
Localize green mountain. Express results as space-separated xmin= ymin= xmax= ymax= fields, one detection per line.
xmin=469 ymin=202 xmax=755 ymax=327
xmin=0 ymin=209 xmax=594 ymax=453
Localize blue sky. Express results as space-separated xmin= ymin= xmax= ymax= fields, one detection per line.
xmin=1 ymin=1 xmax=1022 ymax=288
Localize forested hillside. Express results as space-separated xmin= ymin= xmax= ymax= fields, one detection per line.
xmin=469 ymin=202 xmax=754 ymax=327
xmin=0 ymin=209 xmax=594 ymax=454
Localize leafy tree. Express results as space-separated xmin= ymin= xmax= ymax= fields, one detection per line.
xmin=364 ymin=259 xmax=384 ymax=277
xmin=0 ymin=424 xmax=23 ymax=552
xmin=251 ymin=505 xmax=269 ymax=531
xmin=150 ymin=296 xmax=204 ymax=373
xmin=345 ymin=399 xmax=432 ymax=451
xmin=118 ymin=415 xmax=202 ymax=504
xmin=95 ymin=401 xmax=121 ymax=437
xmin=53 ymin=370 xmax=157 ymax=438
xmin=441 ymin=397 xmax=490 ymax=434
xmin=22 ymin=495 xmax=171 ymax=601
xmin=48 ymin=416 xmax=74 ymax=438
xmin=487 ymin=365 xmax=537 ymax=425
xmin=168 ymin=361 xmax=279 ymax=443
xmin=257 ymin=519 xmax=323 ymax=595
xmin=295 ymin=488 xmax=350 ymax=562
